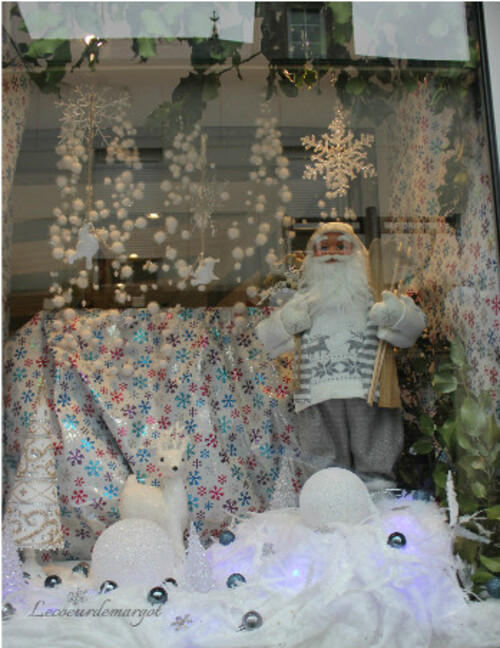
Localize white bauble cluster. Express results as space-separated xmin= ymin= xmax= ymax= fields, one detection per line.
xmin=48 ymin=87 xmax=147 ymax=309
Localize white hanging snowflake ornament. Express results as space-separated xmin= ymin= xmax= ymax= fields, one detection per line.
xmin=302 ymin=105 xmax=376 ymax=197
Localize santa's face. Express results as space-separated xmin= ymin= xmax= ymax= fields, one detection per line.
xmin=313 ymin=232 xmax=353 ymax=262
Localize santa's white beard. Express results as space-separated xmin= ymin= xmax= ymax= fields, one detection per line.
xmin=300 ymin=250 xmax=373 ymax=315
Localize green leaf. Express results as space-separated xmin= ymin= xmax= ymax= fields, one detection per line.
xmin=50 ymin=40 xmax=72 ymax=66
xmin=432 ymin=461 xmax=449 ymax=489
xmin=26 ymin=39 xmax=66 ymax=59
xmin=411 ymin=437 xmax=435 ymax=455
xmin=201 ymin=73 xmax=221 ymax=102
xmin=450 ymin=337 xmax=466 ymax=367
xmin=459 ymin=396 xmax=487 ymax=435
xmin=346 ymin=77 xmax=368 ymax=96
xmin=486 ymin=505 xmax=500 ymax=521
xmin=469 ymin=457 xmax=486 ymax=472
xmin=433 ymin=371 xmax=458 ymax=393
xmin=471 ymin=481 xmax=487 ymax=499
xmin=134 ymin=38 xmax=157 ymax=60
xmin=329 ymin=2 xmax=352 ymax=24
xmin=455 ymin=536 xmax=481 ymax=564
xmin=29 ymin=70 xmax=61 ymax=95
xmin=44 ymin=66 xmax=66 ymax=87
xmin=485 ymin=414 xmax=500 ymax=447
xmin=439 ymin=419 xmax=456 ymax=446
xmin=232 ymin=50 xmax=242 ymax=67
xmin=479 ymin=554 xmax=500 ymax=573
xmin=456 ymin=429 xmax=474 ymax=452
xmin=419 ymin=413 xmax=435 ymax=436
xmin=471 ymin=568 xmax=495 ymax=584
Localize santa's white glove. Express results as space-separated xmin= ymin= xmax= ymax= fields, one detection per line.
xmin=280 ymin=294 xmax=311 ymax=335
xmin=371 ymin=291 xmax=426 ymax=348
xmin=369 ymin=291 xmax=405 ymax=328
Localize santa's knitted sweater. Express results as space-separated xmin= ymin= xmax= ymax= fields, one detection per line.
xmin=256 ymin=292 xmax=426 ymax=413
xmin=292 ymin=305 xmax=379 ymax=412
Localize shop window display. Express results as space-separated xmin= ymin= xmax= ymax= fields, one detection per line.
xmin=2 ymin=3 xmax=500 ymax=646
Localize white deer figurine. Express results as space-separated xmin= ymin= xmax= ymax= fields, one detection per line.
xmin=119 ymin=423 xmax=189 ymax=561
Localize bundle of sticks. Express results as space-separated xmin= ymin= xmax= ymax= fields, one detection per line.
xmin=367 ymin=243 xmax=410 ymax=406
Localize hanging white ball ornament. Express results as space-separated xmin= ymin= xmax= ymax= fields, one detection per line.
xmin=165 ymin=216 xmax=178 ymax=234
xmin=111 ymin=241 xmax=125 ymax=254
xmin=63 ymin=308 xmax=76 ymax=322
xmin=165 ymin=246 xmax=177 ymax=261
xmin=52 ymin=295 xmax=65 ymax=309
xmin=154 ymin=231 xmax=167 ymax=245
xmin=121 ymin=265 xmax=133 ymax=279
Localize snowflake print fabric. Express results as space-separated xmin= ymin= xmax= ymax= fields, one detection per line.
xmin=3 ymin=308 xmax=300 ymax=559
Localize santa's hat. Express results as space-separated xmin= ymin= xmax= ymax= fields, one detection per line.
xmin=306 ymin=222 xmax=366 ymax=253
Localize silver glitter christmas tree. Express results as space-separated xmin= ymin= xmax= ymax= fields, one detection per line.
xmin=269 ymin=457 xmax=298 ymax=510
xmin=2 ymin=524 xmax=26 ymax=599
xmin=183 ymin=522 xmax=214 ymax=593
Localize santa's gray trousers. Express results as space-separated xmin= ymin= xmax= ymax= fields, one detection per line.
xmin=297 ymin=398 xmax=404 ymax=482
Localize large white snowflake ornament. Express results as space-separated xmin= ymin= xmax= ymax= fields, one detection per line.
xmin=302 ymin=107 xmax=376 ymax=198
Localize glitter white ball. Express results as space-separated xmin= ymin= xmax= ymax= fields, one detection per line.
xmin=91 ymin=519 xmax=176 ymax=588
xmin=299 ymin=468 xmax=375 ymax=528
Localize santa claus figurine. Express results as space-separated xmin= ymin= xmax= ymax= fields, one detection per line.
xmin=256 ymin=222 xmax=426 ymax=491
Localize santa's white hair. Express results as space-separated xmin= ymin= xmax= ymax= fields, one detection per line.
xmin=306 ymin=222 xmax=366 ymax=254
xmin=299 ymin=222 xmax=373 ymax=315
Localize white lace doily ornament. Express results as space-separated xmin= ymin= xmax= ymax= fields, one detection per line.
xmin=299 ymin=468 xmax=376 ymax=528
xmin=91 ymin=519 xmax=176 ymax=588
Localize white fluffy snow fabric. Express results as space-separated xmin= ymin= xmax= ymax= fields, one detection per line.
xmin=4 ymin=494 xmax=500 ymax=648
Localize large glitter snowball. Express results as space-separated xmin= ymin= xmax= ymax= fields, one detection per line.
xmin=299 ymin=468 xmax=374 ymax=528
xmin=91 ymin=519 xmax=176 ymax=588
